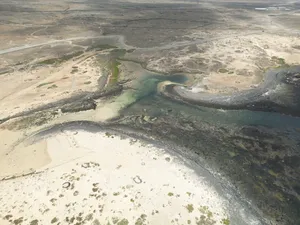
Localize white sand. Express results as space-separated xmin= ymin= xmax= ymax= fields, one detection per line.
xmin=0 ymin=130 xmax=231 ymax=225
xmin=0 ymin=52 xmax=101 ymax=119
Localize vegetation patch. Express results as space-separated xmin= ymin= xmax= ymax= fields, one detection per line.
xmin=199 ymin=206 xmax=213 ymax=218
xmin=228 ymin=151 xmax=237 ymax=157
xmin=112 ymin=217 xmax=119 ymax=224
xmin=271 ymin=56 xmax=286 ymax=65
xmin=111 ymin=217 xmax=129 ymax=225
xmin=36 ymin=82 xmax=54 ymax=88
xmin=3 ymin=215 xmax=13 ymax=220
xmin=30 ymin=219 xmax=39 ymax=225
xmin=37 ymin=58 xmax=57 ymax=65
xmin=51 ymin=217 xmax=58 ymax=224
xmin=185 ymin=204 xmax=194 ymax=213
xmin=71 ymin=68 xmax=79 ymax=74
xmin=87 ymin=44 xmax=117 ymax=51
xmin=274 ymin=192 xmax=284 ymax=201
xmin=47 ymin=84 xmax=58 ymax=89
xmin=37 ymin=51 xmax=84 ymax=66
xmin=92 ymin=219 xmax=101 ymax=225
xmin=105 ymin=132 xmax=113 ymax=137
xmin=135 ymin=214 xmax=147 ymax=225
xmin=218 ymin=68 xmax=229 ymax=73
xmin=108 ymin=59 xmax=121 ymax=86
xmin=85 ymin=214 xmax=93 ymax=221
xmin=268 ymin=169 xmax=278 ymax=177
xmin=221 ymin=218 xmax=230 ymax=225
xmin=13 ymin=217 xmax=24 ymax=225
xmin=195 ymin=215 xmax=216 ymax=225
xmin=117 ymin=219 xmax=129 ymax=225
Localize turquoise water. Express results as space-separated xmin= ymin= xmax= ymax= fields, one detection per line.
xmin=134 ymin=72 xmax=300 ymax=130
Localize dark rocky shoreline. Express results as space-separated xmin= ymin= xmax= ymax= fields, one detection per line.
xmin=117 ymin=94 xmax=300 ymax=225
xmin=161 ymin=66 xmax=300 ymax=117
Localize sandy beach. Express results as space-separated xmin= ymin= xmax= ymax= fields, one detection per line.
xmin=0 ymin=128 xmax=235 ymax=225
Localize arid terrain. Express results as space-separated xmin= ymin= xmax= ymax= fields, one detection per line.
xmin=0 ymin=0 xmax=300 ymax=224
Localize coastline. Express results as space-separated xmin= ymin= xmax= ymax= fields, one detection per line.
xmin=0 ymin=124 xmax=262 ymax=225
